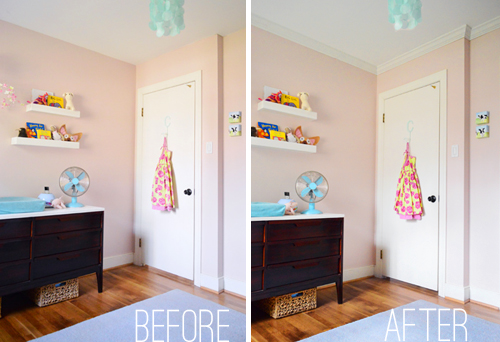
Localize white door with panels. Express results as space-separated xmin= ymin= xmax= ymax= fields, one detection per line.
xmin=380 ymin=82 xmax=441 ymax=291
xmin=138 ymin=81 xmax=196 ymax=281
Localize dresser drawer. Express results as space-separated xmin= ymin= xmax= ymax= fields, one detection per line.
xmin=0 ymin=239 xmax=31 ymax=263
xmin=32 ymin=248 xmax=100 ymax=279
xmin=267 ymin=237 xmax=340 ymax=265
xmin=34 ymin=213 xmax=102 ymax=235
xmin=0 ymin=219 xmax=31 ymax=240
xmin=251 ymin=222 xmax=265 ymax=243
xmin=251 ymin=244 xmax=264 ymax=267
xmin=251 ymin=269 xmax=263 ymax=292
xmin=0 ymin=261 xmax=30 ymax=287
xmin=267 ymin=219 xmax=342 ymax=242
xmin=265 ymin=256 xmax=340 ymax=289
xmin=34 ymin=229 xmax=101 ymax=257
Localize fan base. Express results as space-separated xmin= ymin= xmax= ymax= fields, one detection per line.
xmin=302 ymin=203 xmax=322 ymax=215
xmin=66 ymin=197 xmax=84 ymax=208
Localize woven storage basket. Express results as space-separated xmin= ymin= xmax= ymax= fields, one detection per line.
xmin=258 ymin=288 xmax=317 ymax=319
xmin=28 ymin=278 xmax=79 ymax=307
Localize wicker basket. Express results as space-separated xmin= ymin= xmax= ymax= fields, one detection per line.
xmin=28 ymin=278 xmax=79 ymax=307
xmin=258 ymin=288 xmax=317 ymax=319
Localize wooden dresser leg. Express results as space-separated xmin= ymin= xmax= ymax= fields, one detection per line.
xmin=96 ymin=270 xmax=103 ymax=293
xmin=0 ymin=297 xmax=2 ymax=318
xmin=336 ymin=281 xmax=343 ymax=304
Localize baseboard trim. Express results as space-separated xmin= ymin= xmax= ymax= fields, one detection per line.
xmin=470 ymin=286 xmax=500 ymax=309
xmin=223 ymin=289 xmax=245 ymax=300
xmin=200 ymin=274 xmax=224 ymax=293
xmin=103 ymin=253 xmax=134 ymax=270
xmin=224 ymin=277 xmax=246 ymax=297
xmin=444 ymin=283 xmax=470 ymax=302
xmin=343 ymin=265 xmax=375 ymax=282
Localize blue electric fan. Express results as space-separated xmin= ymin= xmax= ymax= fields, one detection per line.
xmin=59 ymin=166 xmax=90 ymax=208
xmin=295 ymin=171 xmax=329 ymax=215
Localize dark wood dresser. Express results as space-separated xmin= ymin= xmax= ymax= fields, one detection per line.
xmin=251 ymin=214 xmax=344 ymax=303
xmin=0 ymin=207 xmax=104 ymax=315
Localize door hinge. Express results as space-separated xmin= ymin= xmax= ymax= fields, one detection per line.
xmin=139 ymin=238 xmax=142 ymax=248
xmin=141 ymin=108 xmax=144 ymax=117
xmin=383 ymin=113 xmax=385 ymax=123
xmin=380 ymin=249 xmax=383 ymax=259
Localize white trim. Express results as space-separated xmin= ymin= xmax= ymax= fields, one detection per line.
xmin=224 ymin=277 xmax=246 ymax=297
xmin=11 ymin=137 xmax=79 ymax=149
xmin=470 ymin=16 xmax=500 ymax=40
xmin=26 ymin=103 xmax=80 ymax=118
xmin=444 ymin=283 xmax=471 ymax=303
xmin=375 ymin=70 xmax=447 ymax=298
xmin=257 ymin=101 xmax=317 ymax=120
xmin=343 ymin=265 xmax=375 ymax=282
xmin=251 ymin=137 xmax=317 ymax=153
xmin=134 ymin=71 xmax=202 ymax=287
xmin=377 ymin=26 xmax=470 ymax=74
xmin=470 ymin=286 xmax=500 ymax=308
xmin=251 ymin=14 xmax=378 ymax=75
xmin=200 ymin=274 xmax=224 ymax=293
xmin=103 ymin=253 xmax=134 ymax=270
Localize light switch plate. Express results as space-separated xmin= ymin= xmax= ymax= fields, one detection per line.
xmin=206 ymin=142 xmax=212 ymax=154
xmin=451 ymin=145 xmax=458 ymax=158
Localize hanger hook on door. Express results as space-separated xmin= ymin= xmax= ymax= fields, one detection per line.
xmin=405 ymin=120 xmax=414 ymax=143
xmin=164 ymin=116 xmax=171 ymax=137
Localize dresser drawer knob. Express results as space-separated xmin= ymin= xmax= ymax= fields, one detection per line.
xmin=57 ymin=253 xmax=80 ymax=261
xmin=293 ymin=262 xmax=319 ymax=269
xmin=293 ymin=240 xmax=320 ymax=247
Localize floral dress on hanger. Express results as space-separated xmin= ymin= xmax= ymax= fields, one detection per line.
xmin=152 ymin=137 xmax=175 ymax=211
xmin=394 ymin=143 xmax=423 ymax=219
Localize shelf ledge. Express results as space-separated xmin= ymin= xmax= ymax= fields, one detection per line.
xmin=26 ymin=104 xmax=80 ymax=118
xmin=251 ymin=137 xmax=316 ymax=153
xmin=11 ymin=137 xmax=80 ymax=149
xmin=257 ymin=101 xmax=317 ymax=120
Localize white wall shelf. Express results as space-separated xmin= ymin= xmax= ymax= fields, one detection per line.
xmin=26 ymin=104 xmax=80 ymax=118
xmin=251 ymin=137 xmax=316 ymax=153
xmin=257 ymin=101 xmax=317 ymax=120
xmin=11 ymin=137 xmax=79 ymax=149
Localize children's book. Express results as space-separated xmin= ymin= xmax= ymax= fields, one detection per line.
xmin=26 ymin=122 xmax=45 ymax=139
xmin=47 ymin=95 xmax=64 ymax=108
xmin=270 ymin=130 xmax=286 ymax=141
xmin=37 ymin=129 xmax=52 ymax=140
xmin=281 ymin=94 xmax=300 ymax=108
xmin=258 ymin=122 xmax=278 ymax=139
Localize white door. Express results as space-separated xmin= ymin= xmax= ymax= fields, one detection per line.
xmin=139 ymin=82 xmax=195 ymax=281
xmin=380 ymin=83 xmax=440 ymax=291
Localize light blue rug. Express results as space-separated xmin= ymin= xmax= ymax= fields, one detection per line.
xmin=301 ymin=300 xmax=500 ymax=341
xmin=31 ymin=289 xmax=245 ymax=342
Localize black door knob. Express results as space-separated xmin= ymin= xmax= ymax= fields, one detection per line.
xmin=184 ymin=189 xmax=193 ymax=196
xmin=428 ymin=195 xmax=436 ymax=203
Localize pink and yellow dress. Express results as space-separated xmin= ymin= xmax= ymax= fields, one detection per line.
xmin=394 ymin=143 xmax=423 ymax=220
xmin=152 ymin=137 xmax=175 ymax=211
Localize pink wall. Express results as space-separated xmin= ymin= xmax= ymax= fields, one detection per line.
xmin=470 ymin=28 xmax=500 ymax=294
xmin=0 ymin=20 xmax=136 ymax=258
xmin=377 ymin=39 xmax=470 ymax=288
xmin=223 ymin=29 xmax=246 ymax=285
xmin=136 ymin=35 xmax=225 ymax=280
xmin=251 ymin=27 xmax=377 ymax=271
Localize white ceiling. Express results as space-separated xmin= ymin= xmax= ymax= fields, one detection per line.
xmin=252 ymin=0 xmax=500 ymax=70
xmin=0 ymin=0 xmax=246 ymax=65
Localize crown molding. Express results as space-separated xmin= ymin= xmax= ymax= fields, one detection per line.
xmin=471 ymin=16 xmax=500 ymax=40
xmin=377 ymin=25 xmax=471 ymax=74
xmin=252 ymin=14 xmax=378 ymax=75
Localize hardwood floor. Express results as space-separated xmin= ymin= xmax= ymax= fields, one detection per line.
xmin=0 ymin=265 xmax=245 ymax=342
xmin=251 ymin=277 xmax=500 ymax=342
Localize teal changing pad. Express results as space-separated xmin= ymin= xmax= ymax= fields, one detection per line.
xmin=251 ymin=202 xmax=285 ymax=217
xmin=0 ymin=197 xmax=46 ymax=214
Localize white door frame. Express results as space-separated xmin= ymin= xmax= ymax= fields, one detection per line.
xmin=134 ymin=71 xmax=202 ymax=287
xmin=375 ymin=69 xmax=447 ymax=297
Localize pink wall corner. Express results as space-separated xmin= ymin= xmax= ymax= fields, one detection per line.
xmin=251 ymin=27 xmax=377 ymax=271
xmin=469 ymin=28 xmax=500 ymax=293
xmin=223 ymin=29 xmax=246 ymax=284
xmin=136 ymin=35 xmax=224 ymax=278
xmin=0 ymin=20 xmax=136 ymax=258
xmin=377 ymin=39 xmax=469 ymax=287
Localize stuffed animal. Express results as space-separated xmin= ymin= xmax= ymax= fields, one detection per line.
xmin=297 ymin=92 xmax=312 ymax=111
xmin=285 ymin=127 xmax=298 ymax=143
xmin=62 ymin=92 xmax=75 ymax=111
xmin=18 ymin=128 xmax=28 ymax=137
xmin=258 ymin=91 xmax=282 ymax=104
xmin=51 ymin=197 xmax=66 ymax=209
xmin=295 ymin=126 xmax=320 ymax=145
xmin=59 ymin=124 xmax=82 ymax=142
